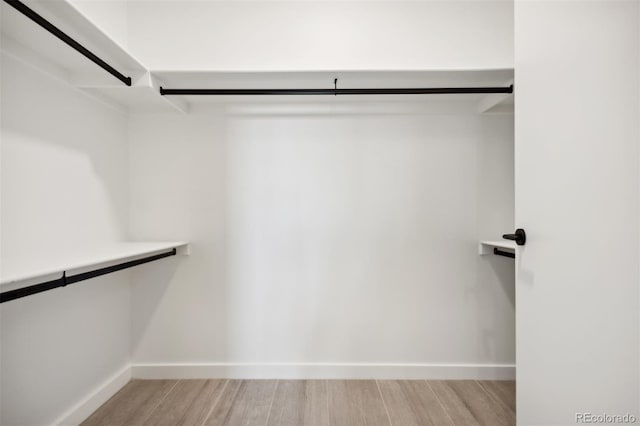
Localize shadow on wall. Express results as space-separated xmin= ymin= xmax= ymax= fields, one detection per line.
xmin=130 ymin=258 xmax=181 ymax=358
xmin=0 ymin=273 xmax=131 ymax=426
xmin=1 ymin=54 xmax=129 ymax=424
xmin=467 ymin=242 xmax=515 ymax=363
xmin=0 ymin=53 xmax=129 ymax=256
xmin=473 ymin=114 xmax=515 ymax=365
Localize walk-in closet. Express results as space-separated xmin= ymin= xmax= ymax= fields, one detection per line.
xmin=1 ymin=1 xmax=638 ymax=425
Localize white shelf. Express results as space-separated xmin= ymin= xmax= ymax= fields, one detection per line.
xmin=0 ymin=242 xmax=190 ymax=292
xmin=0 ymin=0 xmax=186 ymax=113
xmin=479 ymin=240 xmax=517 ymax=255
xmin=0 ymin=0 xmax=145 ymax=84
xmin=154 ymin=69 xmax=514 ymax=111
xmin=0 ymin=0 xmax=513 ymax=114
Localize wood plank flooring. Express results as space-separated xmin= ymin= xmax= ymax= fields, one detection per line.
xmin=83 ymin=379 xmax=515 ymax=426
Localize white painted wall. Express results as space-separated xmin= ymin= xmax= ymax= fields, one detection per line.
xmin=126 ymin=1 xmax=513 ymax=71
xmin=515 ymin=1 xmax=639 ymax=424
xmin=128 ymin=104 xmax=515 ymax=376
xmin=68 ymin=0 xmax=129 ymax=49
xmin=0 ymin=54 xmax=131 ymax=425
xmin=0 ymin=2 xmax=516 ymax=423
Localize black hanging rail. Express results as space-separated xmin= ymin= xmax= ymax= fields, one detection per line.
xmin=3 ymin=0 xmax=132 ymax=86
xmin=160 ymin=85 xmax=513 ymax=96
xmin=493 ymin=248 xmax=516 ymax=259
xmin=0 ymin=249 xmax=177 ymax=303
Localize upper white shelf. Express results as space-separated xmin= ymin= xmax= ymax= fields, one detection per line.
xmin=1 ymin=0 xmax=144 ymax=85
xmin=0 ymin=0 xmax=513 ymax=114
xmin=0 ymin=241 xmax=190 ymax=292
xmin=154 ymin=69 xmax=514 ymax=89
xmin=154 ymin=69 xmax=514 ymax=111
xmin=0 ymin=0 xmax=186 ymax=113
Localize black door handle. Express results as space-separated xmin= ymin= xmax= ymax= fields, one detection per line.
xmin=502 ymin=228 xmax=526 ymax=246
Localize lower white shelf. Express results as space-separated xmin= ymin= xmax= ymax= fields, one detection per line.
xmin=478 ymin=240 xmax=517 ymax=255
xmin=0 ymin=241 xmax=190 ymax=293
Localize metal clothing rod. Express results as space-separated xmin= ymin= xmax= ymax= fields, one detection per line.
xmin=3 ymin=0 xmax=132 ymax=86
xmin=159 ymin=86 xmax=514 ymax=96
xmin=493 ymin=248 xmax=516 ymax=259
xmin=0 ymin=248 xmax=177 ymax=303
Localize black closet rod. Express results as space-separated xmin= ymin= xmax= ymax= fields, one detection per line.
xmin=160 ymin=86 xmax=514 ymax=96
xmin=0 ymin=248 xmax=177 ymax=303
xmin=3 ymin=0 xmax=132 ymax=86
xmin=493 ymin=248 xmax=516 ymax=259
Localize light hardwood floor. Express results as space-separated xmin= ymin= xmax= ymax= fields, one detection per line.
xmin=82 ymin=379 xmax=515 ymax=426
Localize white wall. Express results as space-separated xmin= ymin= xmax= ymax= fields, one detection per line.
xmin=0 ymin=3 xmax=516 ymax=423
xmin=515 ymin=1 xmax=639 ymax=424
xmin=128 ymin=104 xmax=515 ymax=376
xmin=126 ymin=1 xmax=513 ymax=71
xmin=0 ymin=54 xmax=131 ymax=425
xmin=68 ymin=0 xmax=129 ymax=50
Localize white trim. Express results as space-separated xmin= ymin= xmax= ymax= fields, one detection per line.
xmin=131 ymin=363 xmax=515 ymax=380
xmin=53 ymin=365 xmax=131 ymax=426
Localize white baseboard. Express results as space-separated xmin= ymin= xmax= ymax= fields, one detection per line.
xmin=53 ymin=365 xmax=131 ymax=426
xmin=131 ymin=362 xmax=515 ymax=380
